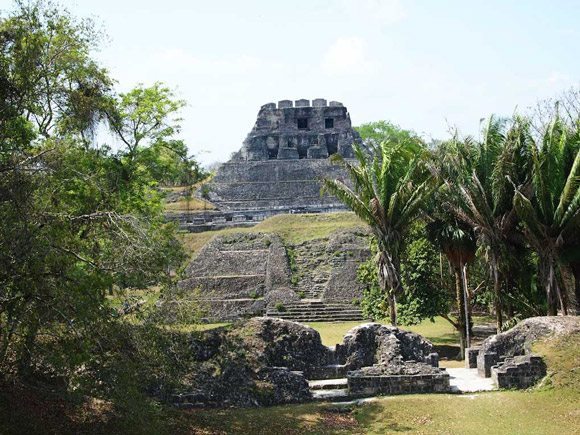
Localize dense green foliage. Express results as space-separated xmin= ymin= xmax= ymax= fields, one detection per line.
xmin=358 ymin=223 xmax=452 ymax=326
xmin=324 ymin=122 xmax=434 ymax=324
xmin=341 ymin=101 xmax=579 ymax=347
xmin=0 ymin=1 xmax=204 ymax=419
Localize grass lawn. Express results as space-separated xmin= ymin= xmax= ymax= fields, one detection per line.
xmin=306 ymin=317 xmax=462 ymax=347
xmin=306 ymin=316 xmax=484 ymax=368
xmin=179 ymin=212 xmax=363 ymax=258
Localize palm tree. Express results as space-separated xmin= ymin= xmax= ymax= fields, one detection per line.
xmin=323 ymin=141 xmax=433 ymax=325
xmin=440 ymin=116 xmax=532 ymax=331
xmin=513 ymin=117 xmax=580 ymax=315
xmin=427 ymin=218 xmax=476 ymax=358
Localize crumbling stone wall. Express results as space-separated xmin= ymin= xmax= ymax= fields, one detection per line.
xmin=491 ymin=354 xmax=546 ymax=389
xmin=476 ymin=316 xmax=580 ymax=378
xmin=348 ymin=366 xmax=450 ymax=397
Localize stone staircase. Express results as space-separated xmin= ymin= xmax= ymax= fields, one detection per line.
xmin=265 ymin=300 xmax=365 ymax=322
xmin=292 ymin=240 xmax=331 ymax=299
xmin=308 ymin=378 xmax=350 ymax=401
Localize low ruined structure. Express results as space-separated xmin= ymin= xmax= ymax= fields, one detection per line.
xmin=471 ymin=316 xmax=579 ymax=388
xmin=171 ymin=318 xmax=446 ymax=408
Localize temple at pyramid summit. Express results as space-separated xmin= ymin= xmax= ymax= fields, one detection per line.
xmin=196 ymin=99 xmax=361 ymax=223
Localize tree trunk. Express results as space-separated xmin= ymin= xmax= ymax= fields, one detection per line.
xmin=461 ymin=263 xmax=471 ymax=349
xmin=492 ymin=261 xmax=503 ymax=331
xmin=454 ymin=266 xmax=466 ymax=359
xmin=378 ymin=250 xmax=400 ymax=326
xmin=570 ymin=262 xmax=580 ymax=315
xmin=388 ymin=293 xmax=397 ymax=326
xmin=544 ymin=259 xmax=559 ymax=316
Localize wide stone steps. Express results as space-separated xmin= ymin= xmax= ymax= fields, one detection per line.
xmin=308 ymin=378 xmax=348 ymax=390
xmin=265 ymin=301 xmax=364 ymax=322
xmin=308 ymin=379 xmax=350 ymax=401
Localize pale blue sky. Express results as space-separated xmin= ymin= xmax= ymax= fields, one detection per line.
xmin=6 ymin=0 xmax=580 ymax=165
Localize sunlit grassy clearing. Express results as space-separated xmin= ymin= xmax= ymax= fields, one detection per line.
xmin=179 ymin=211 xmax=364 ymax=258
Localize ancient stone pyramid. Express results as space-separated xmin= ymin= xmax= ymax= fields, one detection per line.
xmin=205 ymin=98 xmax=361 ymax=213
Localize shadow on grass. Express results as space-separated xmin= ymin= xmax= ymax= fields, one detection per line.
xmin=353 ymin=403 xmax=415 ymax=433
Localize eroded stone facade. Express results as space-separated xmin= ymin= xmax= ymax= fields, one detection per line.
xmin=202 ymin=99 xmax=362 ymax=214
xmin=235 ymin=99 xmax=361 ymax=162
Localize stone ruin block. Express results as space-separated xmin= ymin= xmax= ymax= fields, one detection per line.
xmin=465 ymin=347 xmax=480 ymax=369
xmin=278 ymin=100 xmax=293 ymax=109
xmin=347 ymin=364 xmax=450 ymax=397
xmin=295 ymin=99 xmax=310 ymax=107
xmin=329 ymin=101 xmax=343 ymax=107
xmin=307 ymin=145 xmax=329 ymax=159
xmin=477 ymin=351 xmax=499 ymax=377
xmin=491 ymin=354 xmax=546 ymax=389
xmin=425 ymin=352 xmax=439 ymax=368
xmin=261 ymin=102 xmax=276 ymax=111
xmin=277 ymin=147 xmax=299 ymax=160
xmin=312 ymin=98 xmax=327 ymax=107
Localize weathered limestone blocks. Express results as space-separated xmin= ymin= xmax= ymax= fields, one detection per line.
xmin=177 ymin=228 xmax=371 ymax=322
xmin=465 ymin=346 xmax=480 ymax=369
xmin=306 ymin=145 xmax=328 ymax=159
xmin=263 ymin=288 xmax=300 ymax=308
xmin=477 ymin=351 xmax=499 ymax=378
xmin=476 ymin=316 xmax=580 ymax=378
xmin=170 ymin=318 xmax=445 ymax=408
xmin=277 ymin=147 xmax=299 ymax=160
xmin=491 ymin=354 xmax=546 ymax=389
xmin=239 ymin=98 xmax=361 ymax=163
xmin=334 ymin=323 xmax=437 ymax=371
xmin=206 ymin=159 xmax=352 ymax=211
xmin=177 ymin=233 xmax=291 ymax=321
xmin=323 ymin=229 xmax=371 ymax=302
xmin=348 ymin=365 xmax=450 ymax=397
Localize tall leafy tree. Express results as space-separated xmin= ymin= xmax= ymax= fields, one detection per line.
xmin=427 ymin=218 xmax=476 ymax=357
xmin=324 ymin=138 xmax=433 ymax=325
xmin=513 ymin=117 xmax=580 ymax=315
xmin=0 ymin=1 xmax=185 ymax=378
xmin=440 ymin=116 xmax=532 ymax=330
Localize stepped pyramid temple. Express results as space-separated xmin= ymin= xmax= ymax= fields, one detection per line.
xmin=206 ymin=98 xmax=361 ymax=214
xmin=176 ymin=99 xmax=370 ymax=322
xmin=179 ymin=98 xmax=363 ymax=227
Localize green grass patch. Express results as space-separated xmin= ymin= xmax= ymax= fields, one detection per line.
xmin=179 ymin=211 xmax=363 ymax=258
xmin=306 ymin=316 xmax=460 ymax=347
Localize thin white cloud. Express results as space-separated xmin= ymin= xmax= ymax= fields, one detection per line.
xmin=320 ymin=37 xmax=378 ymax=76
xmin=340 ymin=0 xmax=406 ymax=25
